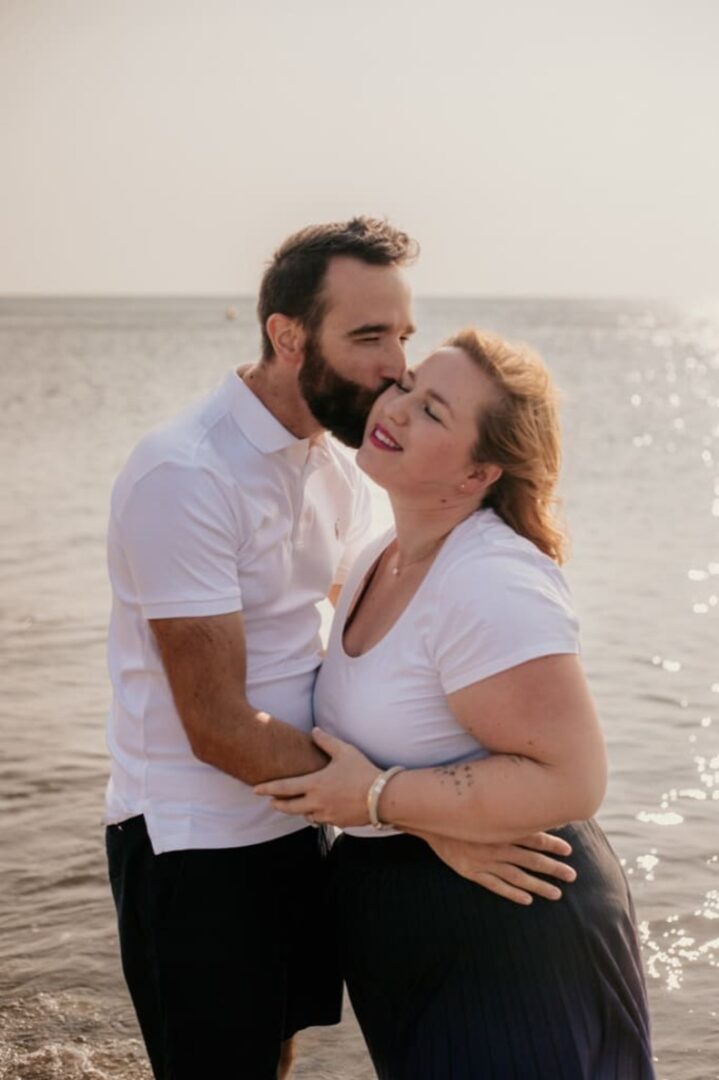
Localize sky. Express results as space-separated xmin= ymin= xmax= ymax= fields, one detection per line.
xmin=1 ymin=0 xmax=718 ymax=299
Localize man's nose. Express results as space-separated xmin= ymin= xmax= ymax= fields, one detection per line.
xmin=378 ymin=340 xmax=407 ymax=382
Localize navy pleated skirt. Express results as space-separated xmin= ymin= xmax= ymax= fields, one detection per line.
xmin=329 ymin=820 xmax=655 ymax=1079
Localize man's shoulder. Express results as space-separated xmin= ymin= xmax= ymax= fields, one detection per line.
xmin=124 ymin=373 xmax=258 ymax=473
xmin=112 ymin=384 xmax=242 ymax=508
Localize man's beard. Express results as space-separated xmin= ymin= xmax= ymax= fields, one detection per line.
xmin=298 ymin=336 xmax=389 ymax=448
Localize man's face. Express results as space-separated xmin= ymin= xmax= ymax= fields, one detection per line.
xmin=298 ymin=257 xmax=415 ymax=447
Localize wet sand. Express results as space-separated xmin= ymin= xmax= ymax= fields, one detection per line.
xmin=0 ymin=991 xmax=375 ymax=1079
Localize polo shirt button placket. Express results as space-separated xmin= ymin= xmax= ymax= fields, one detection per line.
xmin=295 ymin=505 xmax=315 ymax=549
xmin=291 ymin=445 xmax=321 ymax=549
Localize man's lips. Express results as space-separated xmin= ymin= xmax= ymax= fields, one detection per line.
xmin=368 ymin=424 xmax=402 ymax=451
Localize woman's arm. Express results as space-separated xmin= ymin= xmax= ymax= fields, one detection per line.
xmin=255 ymin=652 xmax=606 ymax=844
xmin=384 ymin=653 xmax=606 ymax=843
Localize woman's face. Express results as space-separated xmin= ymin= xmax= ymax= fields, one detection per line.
xmin=357 ymin=346 xmax=499 ymax=500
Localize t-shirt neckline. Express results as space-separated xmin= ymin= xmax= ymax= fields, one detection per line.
xmin=338 ymin=509 xmax=495 ymax=663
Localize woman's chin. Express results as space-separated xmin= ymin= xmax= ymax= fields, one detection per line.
xmin=356 ymin=443 xmax=389 ymax=487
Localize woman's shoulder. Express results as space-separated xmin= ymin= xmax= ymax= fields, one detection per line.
xmin=445 ymin=509 xmax=562 ymax=569
xmin=437 ymin=510 xmax=572 ymax=605
xmin=427 ymin=511 xmax=579 ymax=690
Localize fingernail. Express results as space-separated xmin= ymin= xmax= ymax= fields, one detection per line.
xmin=522 ymin=895 xmax=533 ymax=905
xmin=550 ymin=888 xmax=562 ymax=900
xmin=565 ymin=868 xmax=577 ymax=881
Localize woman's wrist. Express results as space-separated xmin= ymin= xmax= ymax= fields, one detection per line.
xmin=367 ymin=765 xmax=406 ymax=829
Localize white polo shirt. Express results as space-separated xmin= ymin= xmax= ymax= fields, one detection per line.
xmin=105 ymin=370 xmax=372 ymax=853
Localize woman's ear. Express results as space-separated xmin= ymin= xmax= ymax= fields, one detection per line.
xmin=462 ymin=463 xmax=502 ymax=495
xmin=265 ymin=314 xmax=306 ymax=367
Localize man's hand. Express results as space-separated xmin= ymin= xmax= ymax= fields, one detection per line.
xmin=416 ymin=830 xmax=576 ymax=905
xmin=253 ymin=728 xmax=378 ymax=826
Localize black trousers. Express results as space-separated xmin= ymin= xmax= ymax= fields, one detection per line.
xmin=106 ymin=816 xmax=342 ymax=1080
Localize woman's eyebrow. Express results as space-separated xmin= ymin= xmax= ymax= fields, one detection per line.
xmin=411 ymin=371 xmax=454 ymax=415
xmin=426 ymin=389 xmax=454 ymax=415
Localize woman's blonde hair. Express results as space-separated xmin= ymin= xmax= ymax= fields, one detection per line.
xmin=446 ymin=327 xmax=567 ymax=564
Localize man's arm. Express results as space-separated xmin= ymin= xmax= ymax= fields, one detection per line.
xmin=415 ymin=829 xmax=576 ymax=903
xmin=151 ymin=611 xmax=328 ymax=786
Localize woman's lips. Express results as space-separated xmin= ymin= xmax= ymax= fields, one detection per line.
xmin=368 ymin=424 xmax=402 ymax=451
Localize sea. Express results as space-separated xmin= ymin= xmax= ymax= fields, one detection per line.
xmin=1 ymin=296 xmax=717 ymax=1080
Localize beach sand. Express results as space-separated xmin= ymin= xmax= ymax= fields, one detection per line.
xmin=295 ymin=1015 xmax=374 ymax=1080
xmin=0 ymin=990 xmax=374 ymax=1080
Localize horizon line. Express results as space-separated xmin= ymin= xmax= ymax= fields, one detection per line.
xmin=0 ymin=291 xmax=695 ymax=305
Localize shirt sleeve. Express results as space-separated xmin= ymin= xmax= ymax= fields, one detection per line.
xmin=115 ymin=462 xmax=243 ymax=619
xmin=431 ymin=549 xmax=581 ymax=696
xmin=333 ymin=473 xmax=374 ymax=585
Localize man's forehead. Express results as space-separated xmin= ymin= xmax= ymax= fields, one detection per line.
xmin=322 ymin=256 xmax=412 ymax=315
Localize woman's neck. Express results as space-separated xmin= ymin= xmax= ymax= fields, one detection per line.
xmin=388 ymin=494 xmax=479 ymax=563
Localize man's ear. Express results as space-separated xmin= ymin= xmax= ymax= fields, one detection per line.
xmin=265 ymin=314 xmax=306 ymax=367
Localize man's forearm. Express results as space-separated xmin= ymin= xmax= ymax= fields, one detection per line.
xmin=189 ymin=702 xmax=328 ymax=786
xmin=149 ymin=613 xmax=329 ymax=786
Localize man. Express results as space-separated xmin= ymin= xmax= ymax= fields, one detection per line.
xmin=105 ymin=217 xmax=574 ymax=1079
xmin=105 ymin=218 xmax=417 ymax=1080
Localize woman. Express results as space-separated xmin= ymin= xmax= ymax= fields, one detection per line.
xmin=256 ymin=329 xmax=654 ymax=1079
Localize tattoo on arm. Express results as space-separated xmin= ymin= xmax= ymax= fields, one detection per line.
xmin=433 ymin=763 xmax=476 ymax=794
xmin=433 ymin=757 xmax=526 ymax=796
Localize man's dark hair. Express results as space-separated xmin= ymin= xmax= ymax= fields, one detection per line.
xmin=257 ymin=216 xmax=418 ymax=360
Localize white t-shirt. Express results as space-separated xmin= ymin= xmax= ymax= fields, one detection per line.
xmin=105 ymin=370 xmax=371 ymax=853
xmin=314 ymin=508 xmax=580 ymax=837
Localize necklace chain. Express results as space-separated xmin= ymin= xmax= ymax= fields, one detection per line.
xmin=389 ymin=536 xmax=446 ymax=577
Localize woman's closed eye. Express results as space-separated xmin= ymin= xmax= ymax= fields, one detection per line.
xmin=393 ymin=380 xmax=443 ymax=422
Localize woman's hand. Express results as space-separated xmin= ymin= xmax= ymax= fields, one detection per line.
xmin=415 ymin=829 xmax=577 ymax=905
xmin=253 ymin=728 xmax=380 ymax=827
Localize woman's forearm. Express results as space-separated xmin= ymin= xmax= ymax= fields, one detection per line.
xmin=380 ymin=752 xmax=606 ymax=844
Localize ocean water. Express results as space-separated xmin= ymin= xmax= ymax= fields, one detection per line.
xmin=0 ymin=296 xmax=717 ymax=1080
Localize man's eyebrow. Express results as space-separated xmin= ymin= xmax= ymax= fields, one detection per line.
xmin=347 ymin=324 xmax=392 ymax=337
xmin=347 ymin=323 xmax=417 ymax=337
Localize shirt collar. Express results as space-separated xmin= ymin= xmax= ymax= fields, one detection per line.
xmin=222 ymin=370 xmax=312 ymax=457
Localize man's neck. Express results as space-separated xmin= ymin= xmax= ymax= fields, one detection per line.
xmin=237 ymin=362 xmax=324 ymax=441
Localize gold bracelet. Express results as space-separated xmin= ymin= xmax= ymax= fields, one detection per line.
xmin=367 ymin=765 xmax=406 ymax=830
